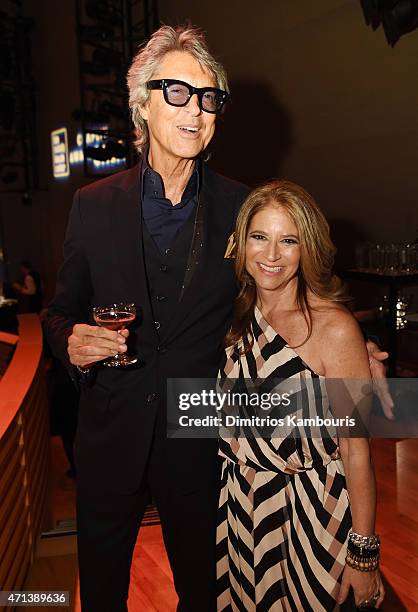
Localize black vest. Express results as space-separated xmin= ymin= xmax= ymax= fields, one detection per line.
xmin=142 ymin=210 xmax=196 ymax=337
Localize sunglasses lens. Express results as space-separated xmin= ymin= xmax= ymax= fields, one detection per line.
xmin=166 ymin=82 xmax=190 ymax=106
xmin=201 ymin=90 xmax=224 ymax=113
xmin=163 ymin=81 xmax=226 ymax=113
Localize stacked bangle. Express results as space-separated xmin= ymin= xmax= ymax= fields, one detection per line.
xmin=345 ymin=531 xmax=380 ymax=572
xmin=347 ymin=544 xmax=379 ymax=558
xmin=346 ymin=551 xmax=379 ymax=572
xmin=348 ymin=532 xmax=380 ymax=549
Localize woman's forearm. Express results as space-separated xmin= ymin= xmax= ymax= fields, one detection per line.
xmin=339 ymin=439 xmax=377 ymax=536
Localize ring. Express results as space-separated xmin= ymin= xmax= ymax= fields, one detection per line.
xmin=358 ymin=592 xmax=380 ymax=609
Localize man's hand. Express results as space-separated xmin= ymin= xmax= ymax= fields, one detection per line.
xmin=366 ymin=340 xmax=394 ymax=420
xmin=68 ymin=323 xmax=128 ymax=368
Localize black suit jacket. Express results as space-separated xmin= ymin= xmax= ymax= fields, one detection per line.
xmin=45 ymin=162 xmax=250 ymax=495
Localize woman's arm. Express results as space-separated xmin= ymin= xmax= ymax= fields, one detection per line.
xmin=320 ymin=309 xmax=384 ymax=608
xmin=322 ymin=310 xmax=376 ymax=533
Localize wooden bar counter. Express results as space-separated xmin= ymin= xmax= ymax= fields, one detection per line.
xmin=0 ymin=315 xmax=50 ymax=609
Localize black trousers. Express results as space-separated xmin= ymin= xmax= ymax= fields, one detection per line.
xmin=76 ymin=432 xmax=219 ymax=612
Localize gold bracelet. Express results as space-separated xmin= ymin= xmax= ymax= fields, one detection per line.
xmin=345 ymin=551 xmax=379 ymax=572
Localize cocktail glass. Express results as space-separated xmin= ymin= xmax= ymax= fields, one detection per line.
xmin=93 ymin=302 xmax=138 ymax=367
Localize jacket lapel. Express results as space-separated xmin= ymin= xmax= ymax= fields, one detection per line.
xmin=109 ymin=164 xmax=157 ymax=337
xmin=162 ymin=164 xmax=236 ymax=343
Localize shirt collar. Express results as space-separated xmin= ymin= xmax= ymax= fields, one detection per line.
xmin=141 ymin=150 xmax=200 ymax=206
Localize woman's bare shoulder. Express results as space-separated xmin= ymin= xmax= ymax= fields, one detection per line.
xmin=309 ymin=298 xmax=369 ymax=377
xmin=313 ymin=301 xmax=361 ymax=341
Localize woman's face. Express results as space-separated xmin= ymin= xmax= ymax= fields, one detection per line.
xmin=245 ymin=205 xmax=301 ymax=293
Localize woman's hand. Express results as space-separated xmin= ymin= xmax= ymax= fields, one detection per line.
xmin=337 ymin=565 xmax=385 ymax=609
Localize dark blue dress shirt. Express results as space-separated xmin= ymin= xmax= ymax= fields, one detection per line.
xmin=141 ymin=155 xmax=200 ymax=253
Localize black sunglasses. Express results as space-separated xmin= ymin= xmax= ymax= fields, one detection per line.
xmin=146 ymin=79 xmax=228 ymax=114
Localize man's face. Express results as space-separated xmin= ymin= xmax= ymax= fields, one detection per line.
xmin=140 ymin=51 xmax=217 ymax=164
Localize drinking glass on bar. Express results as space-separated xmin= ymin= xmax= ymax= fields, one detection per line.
xmin=93 ymin=302 xmax=138 ymax=367
xmin=405 ymin=243 xmax=417 ymax=273
xmin=368 ymin=243 xmax=385 ymax=272
xmin=384 ymin=243 xmax=400 ymax=274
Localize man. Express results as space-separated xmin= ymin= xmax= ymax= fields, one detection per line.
xmin=46 ymin=25 xmax=248 ymax=612
xmin=45 ymin=24 xmax=389 ymax=612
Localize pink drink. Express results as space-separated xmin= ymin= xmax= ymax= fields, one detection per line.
xmin=94 ymin=311 xmax=135 ymax=331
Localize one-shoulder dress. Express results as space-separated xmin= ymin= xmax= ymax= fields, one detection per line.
xmin=216 ymin=307 xmax=352 ymax=611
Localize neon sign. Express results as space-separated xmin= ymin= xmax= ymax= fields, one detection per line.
xmin=70 ymin=130 xmax=126 ymax=174
xmin=51 ymin=128 xmax=70 ymax=178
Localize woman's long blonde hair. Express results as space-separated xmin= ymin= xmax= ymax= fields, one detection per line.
xmin=225 ymin=179 xmax=347 ymax=353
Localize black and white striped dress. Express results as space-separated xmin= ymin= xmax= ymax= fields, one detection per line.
xmin=216 ymin=306 xmax=352 ymax=611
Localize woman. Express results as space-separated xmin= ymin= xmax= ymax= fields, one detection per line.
xmin=13 ymin=260 xmax=43 ymax=313
xmin=217 ymin=180 xmax=384 ymax=611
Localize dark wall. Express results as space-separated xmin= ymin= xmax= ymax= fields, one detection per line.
xmin=1 ymin=1 xmax=417 ymax=301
